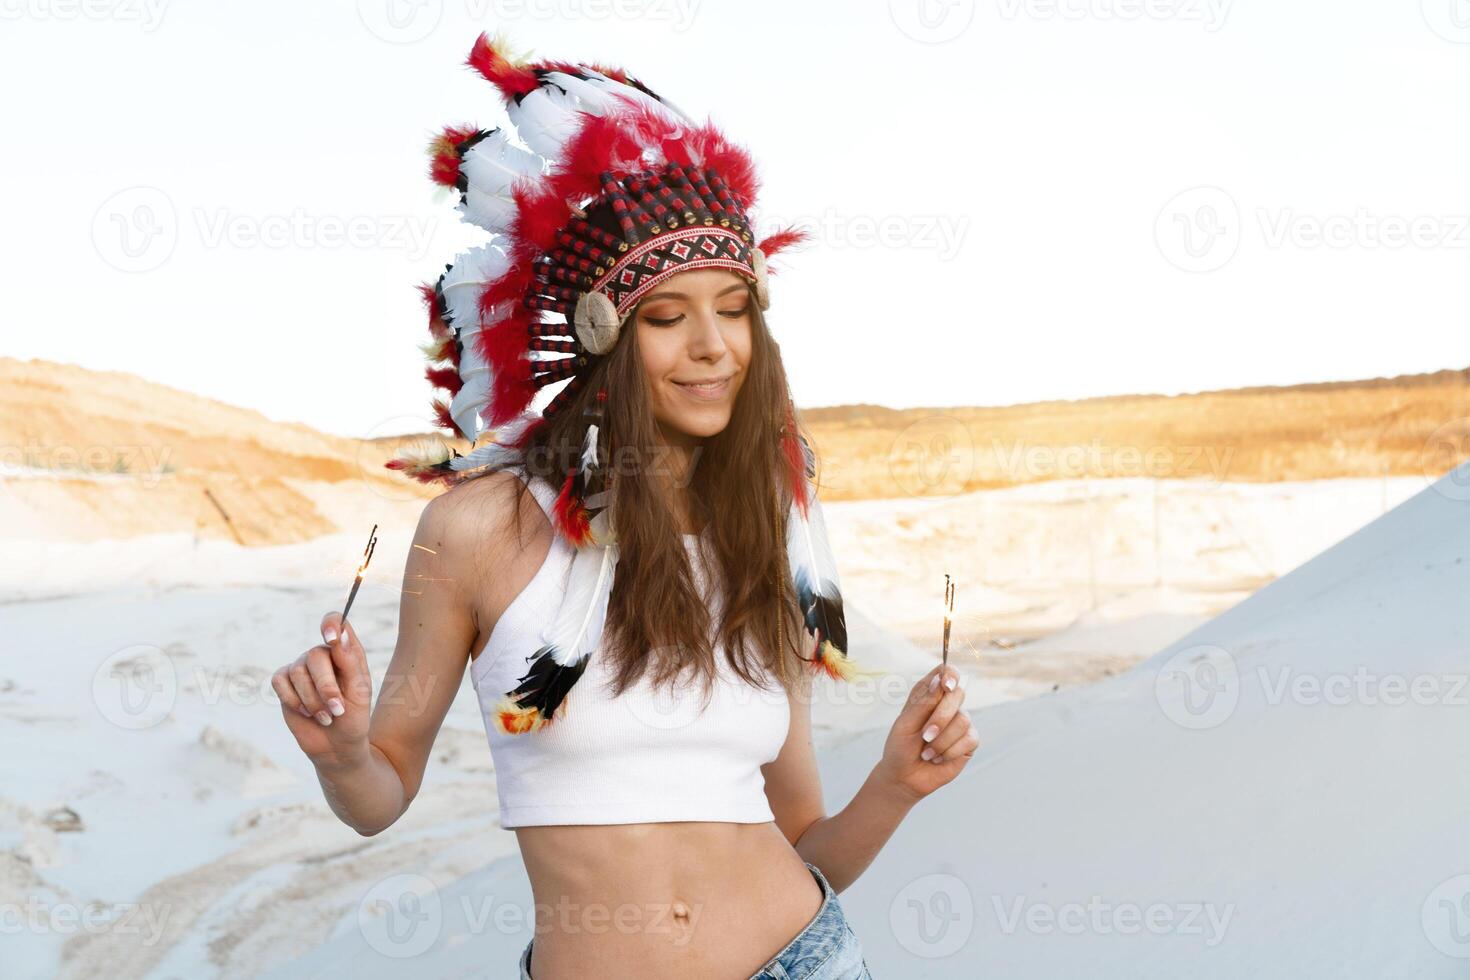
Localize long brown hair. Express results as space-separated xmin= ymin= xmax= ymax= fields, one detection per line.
xmin=472 ymin=279 xmax=808 ymax=705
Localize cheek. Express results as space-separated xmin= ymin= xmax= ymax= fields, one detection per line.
xmin=637 ymin=327 xmax=681 ymax=391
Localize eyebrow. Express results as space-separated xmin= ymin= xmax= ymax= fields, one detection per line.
xmin=641 ymin=282 xmax=749 ymax=302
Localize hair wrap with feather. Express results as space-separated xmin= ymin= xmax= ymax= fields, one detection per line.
xmin=387 ymin=30 xmax=859 ymax=734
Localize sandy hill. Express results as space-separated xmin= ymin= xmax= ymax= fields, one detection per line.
xmin=0 ymin=358 xmax=438 ymax=546
xmin=3 ymin=357 xmax=1468 ymax=543
xmin=799 ymin=366 xmax=1470 ymax=500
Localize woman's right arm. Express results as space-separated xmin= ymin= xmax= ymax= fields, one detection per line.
xmin=271 ymin=474 xmax=515 ymax=836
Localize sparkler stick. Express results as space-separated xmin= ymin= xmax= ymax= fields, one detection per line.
xmin=942 ymin=573 xmax=955 ymax=667
xmin=340 ymin=524 xmax=378 ymax=632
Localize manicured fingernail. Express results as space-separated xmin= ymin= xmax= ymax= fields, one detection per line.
xmin=324 ymin=627 xmax=338 ymax=643
xmin=316 ymin=711 xmax=332 ymax=726
xmin=945 ymin=677 xmax=956 ymax=691
xmin=920 ymin=746 xmax=934 ymax=761
xmin=923 ymin=724 xmax=939 ymax=742
xmin=328 ymin=698 xmax=345 ymax=717
xmin=928 ymin=675 xmax=940 ymax=692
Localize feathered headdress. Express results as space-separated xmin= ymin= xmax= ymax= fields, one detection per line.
xmin=388 ymin=30 xmax=865 ymax=734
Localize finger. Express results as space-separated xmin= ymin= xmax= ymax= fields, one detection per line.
xmin=900 ymin=664 xmax=961 ymax=726
xmin=917 ymin=683 xmax=965 ymax=746
xmin=932 ymin=716 xmax=980 ymax=765
xmin=321 ymin=611 xmax=344 ymax=646
xmin=289 ymin=654 xmax=330 ymax=722
xmin=305 ymin=644 xmax=346 ymax=719
xmin=331 ymin=617 xmax=371 ymax=704
xmin=271 ymin=668 xmax=313 ymax=719
xmin=921 ymin=711 xmax=974 ymax=763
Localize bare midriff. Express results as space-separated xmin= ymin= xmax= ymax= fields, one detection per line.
xmin=514 ymin=820 xmax=824 ymax=979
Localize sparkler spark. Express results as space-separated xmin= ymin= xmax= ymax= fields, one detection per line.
xmin=340 ymin=524 xmax=378 ymax=630
xmin=942 ymin=573 xmax=955 ymax=666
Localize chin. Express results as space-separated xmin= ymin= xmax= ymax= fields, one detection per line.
xmin=660 ymin=406 xmax=734 ymax=440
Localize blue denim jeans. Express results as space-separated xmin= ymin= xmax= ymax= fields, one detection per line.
xmin=517 ymin=861 xmax=873 ymax=979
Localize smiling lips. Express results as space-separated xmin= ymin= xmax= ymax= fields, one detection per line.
xmin=673 ymin=375 xmax=732 ymax=400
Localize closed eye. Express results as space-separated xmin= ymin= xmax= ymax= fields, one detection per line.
xmin=644 ymin=305 xmax=751 ymax=327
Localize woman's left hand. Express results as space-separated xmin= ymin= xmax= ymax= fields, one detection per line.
xmin=874 ymin=663 xmax=978 ymax=804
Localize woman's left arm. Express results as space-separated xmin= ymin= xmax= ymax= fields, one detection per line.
xmin=763 ymin=661 xmax=976 ymax=893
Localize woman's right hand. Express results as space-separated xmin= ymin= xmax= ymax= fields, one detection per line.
xmin=271 ymin=612 xmax=374 ymax=769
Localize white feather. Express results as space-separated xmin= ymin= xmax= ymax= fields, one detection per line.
xmin=581 ymin=423 xmax=599 ymax=473
xmin=448 ymin=410 xmax=541 ymax=472
xmin=543 ymin=538 xmax=619 ymax=668
xmin=448 ymin=347 xmax=491 ymax=442
xmin=440 ymin=244 xmax=510 ymax=329
xmin=458 ymin=131 xmax=544 ymax=233
xmin=507 ymin=85 xmax=584 ymax=161
xmin=786 ymin=482 xmax=842 ymax=606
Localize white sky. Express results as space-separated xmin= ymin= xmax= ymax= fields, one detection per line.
xmin=2 ymin=0 xmax=1467 ymax=438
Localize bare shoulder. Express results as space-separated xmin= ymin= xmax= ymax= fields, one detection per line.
xmin=415 ymin=469 xmax=555 ymax=623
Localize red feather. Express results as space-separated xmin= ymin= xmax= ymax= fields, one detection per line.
xmin=757 ymin=225 xmax=811 ymax=262
xmin=466 ymin=31 xmax=538 ymax=100
xmin=431 ymin=398 xmax=455 ymax=432
xmin=425 ymin=366 xmax=462 ymax=394
xmin=427 ymin=123 xmax=479 ymax=188
xmin=552 ymin=468 xmax=593 ymax=545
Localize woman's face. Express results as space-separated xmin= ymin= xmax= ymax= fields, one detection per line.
xmin=634 ymin=267 xmax=753 ymax=448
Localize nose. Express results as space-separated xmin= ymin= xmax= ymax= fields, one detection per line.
xmin=686 ymin=308 xmax=728 ymax=361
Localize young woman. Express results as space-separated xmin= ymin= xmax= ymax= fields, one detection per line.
xmin=272 ymin=33 xmax=977 ymax=979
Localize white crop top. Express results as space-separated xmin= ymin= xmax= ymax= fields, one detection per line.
xmin=468 ymin=466 xmax=792 ymax=829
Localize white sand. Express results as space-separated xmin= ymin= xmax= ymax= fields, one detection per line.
xmin=0 ymin=471 xmax=1450 ymax=977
